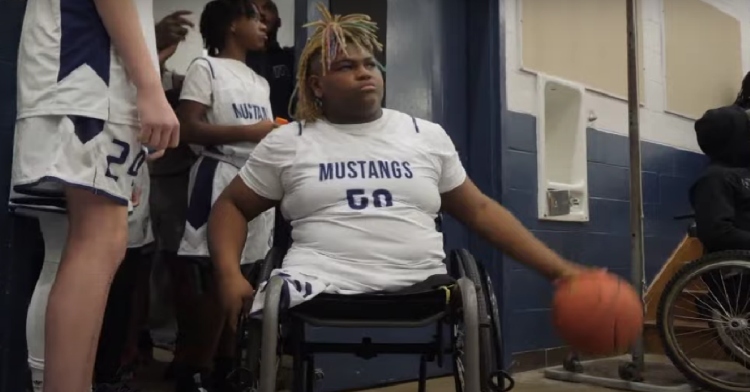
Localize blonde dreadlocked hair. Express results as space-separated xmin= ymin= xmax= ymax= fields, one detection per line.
xmin=291 ymin=3 xmax=384 ymax=122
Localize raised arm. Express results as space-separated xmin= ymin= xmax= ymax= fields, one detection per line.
xmin=442 ymin=180 xmax=582 ymax=280
xmin=428 ymin=123 xmax=582 ymax=280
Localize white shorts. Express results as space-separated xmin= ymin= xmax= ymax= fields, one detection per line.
xmin=178 ymin=156 xmax=274 ymax=264
xmin=12 ymin=115 xmax=142 ymax=206
xmin=128 ymin=163 xmax=154 ymax=249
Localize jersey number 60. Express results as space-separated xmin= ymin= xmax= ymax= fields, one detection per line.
xmin=346 ymin=189 xmax=393 ymax=210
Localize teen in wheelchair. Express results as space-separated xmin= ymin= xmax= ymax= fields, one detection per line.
xmin=207 ymin=5 xmax=587 ymax=391
xmin=656 ymin=104 xmax=750 ymax=392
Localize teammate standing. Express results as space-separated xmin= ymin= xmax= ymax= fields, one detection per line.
xmin=246 ymin=0 xmax=295 ymax=121
xmin=173 ymin=0 xmax=276 ymax=389
xmin=12 ymin=1 xmax=179 ymax=391
xmin=25 ymin=156 xmax=154 ymax=392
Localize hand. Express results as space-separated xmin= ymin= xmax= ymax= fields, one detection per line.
xmin=137 ymin=86 xmax=180 ymax=150
xmin=172 ymin=73 xmax=185 ymax=91
xmin=158 ymin=44 xmax=179 ymax=66
xmin=155 ymin=10 xmax=193 ymax=51
xmin=246 ymin=120 xmax=279 ymax=141
xmin=554 ymin=262 xmax=605 ymax=286
xmin=217 ymin=273 xmax=255 ymax=327
xmin=146 ymin=149 xmax=166 ymax=161
xmin=130 ymin=185 xmax=142 ymax=207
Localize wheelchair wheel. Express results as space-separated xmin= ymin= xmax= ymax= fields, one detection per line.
xmin=231 ymin=314 xmax=287 ymax=392
xmin=229 ymin=261 xmax=286 ymax=392
xmin=452 ymin=250 xmax=513 ymax=392
xmin=657 ymin=251 xmax=750 ymax=392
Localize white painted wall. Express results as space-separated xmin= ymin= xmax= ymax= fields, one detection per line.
xmin=154 ymin=0 xmax=295 ymax=74
xmin=504 ymin=0 xmax=750 ymax=153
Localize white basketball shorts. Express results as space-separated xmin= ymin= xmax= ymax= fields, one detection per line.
xmin=12 ymin=115 xmax=143 ymax=206
xmin=178 ymin=156 xmax=274 ymax=264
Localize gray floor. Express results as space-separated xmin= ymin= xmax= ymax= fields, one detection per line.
xmin=136 ymin=349 xmax=617 ymax=392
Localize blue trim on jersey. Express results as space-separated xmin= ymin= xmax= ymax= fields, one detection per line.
xmin=69 ymin=115 xmax=105 ymax=144
xmin=190 ymin=57 xmax=216 ymax=79
xmin=297 ymin=121 xmax=303 ymax=135
xmin=185 ymin=156 xmax=220 ymax=229
xmin=58 ymin=0 xmax=111 ymax=85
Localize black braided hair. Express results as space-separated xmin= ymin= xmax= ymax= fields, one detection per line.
xmin=200 ymin=0 xmax=259 ymax=56
xmin=292 ymin=3 xmax=383 ymax=122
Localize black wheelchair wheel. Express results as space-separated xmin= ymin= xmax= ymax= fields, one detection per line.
xmin=477 ymin=260 xmax=514 ymax=392
xmin=657 ymin=251 xmax=750 ymax=392
xmin=452 ymin=250 xmax=514 ymax=392
xmin=228 ymin=261 xmax=285 ymax=392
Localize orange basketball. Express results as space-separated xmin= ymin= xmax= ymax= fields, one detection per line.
xmin=552 ymin=270 xmax=644 ymax=355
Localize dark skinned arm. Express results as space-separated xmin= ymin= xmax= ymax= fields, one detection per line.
xmin=177 ymin=100 xmax=276 ymax=145
xmin=208 ymin=177 xmax=277 ymax=280
xmin=441 ymin=179 xmax=582 ymax=280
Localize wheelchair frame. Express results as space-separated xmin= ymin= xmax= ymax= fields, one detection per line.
xmin=650 ymin=213 xmax=750 ymax=392
xmin=234 ymin=225 xmax=511 ymax=392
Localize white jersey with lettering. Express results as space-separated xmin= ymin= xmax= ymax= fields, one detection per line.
xmin=13 ymin=0 xmax=156 ymax=206
xmin=17 ymin=0 xmax=158 ymax=126
xmin=239 ymin=109 xmax=468 ymax=314
xmin=180 ymin=56 xmax=273 ymax=164
xmin=178 ymin=56 xmax=275 ymax=263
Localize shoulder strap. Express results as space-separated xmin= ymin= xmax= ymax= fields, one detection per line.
xmin=187 ymin=56 xmax=216 ymax=104
xmin=188 ymin=56 xmax=216 ymax=79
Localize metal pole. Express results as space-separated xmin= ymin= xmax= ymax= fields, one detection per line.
xmin=625 ymin=0 xmax=646 ymax=372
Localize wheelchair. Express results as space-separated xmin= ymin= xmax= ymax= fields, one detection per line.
xmin=656 ymin=214 xmax=750 ymax=392
xmin=229 ymin=214 xmax=514 ymax=392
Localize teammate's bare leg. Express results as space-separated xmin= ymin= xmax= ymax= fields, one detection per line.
xmin=44 ymin=188 xmax=128 ymax=392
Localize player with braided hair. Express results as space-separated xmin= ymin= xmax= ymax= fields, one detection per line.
xmin=209 ymin=1 xmax=584 ymax=329
xmin=291 ymin=3 xmax=383 ymax=122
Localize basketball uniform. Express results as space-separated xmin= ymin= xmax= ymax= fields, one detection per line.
xmin=13 ymin=0 xmax=158 ymax=206
xmin=240 ymin=110 xmax=468 ymax=314
xmin=22 ymin=152 xmax=151 ymax=392
xmin=177 ymin=57 xmax=275 ymax=264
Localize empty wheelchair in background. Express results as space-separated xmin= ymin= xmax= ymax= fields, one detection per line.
xmin=656 ymin=214 xmax=750 ymax=392
xmin=230 ymin=215 xmax=514 ymax=392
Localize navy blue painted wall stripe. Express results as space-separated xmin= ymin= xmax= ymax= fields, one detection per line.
xmin=501 ymin=111 xmax=707 ymax=354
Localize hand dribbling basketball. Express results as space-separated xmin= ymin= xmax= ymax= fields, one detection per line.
xmin=552 ymin=270 xmax=644 ymax=355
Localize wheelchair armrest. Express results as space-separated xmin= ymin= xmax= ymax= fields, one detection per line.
xmin=253 ymin=246 xmax=287 ymax=286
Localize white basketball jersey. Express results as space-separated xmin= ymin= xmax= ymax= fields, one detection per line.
xmin=239 ymin=110 xmax=468 ymax=292
xmin=180 ymin=57 xmax=273 ymax=165
xmin=17 ymin=0 xmax=158 ymax=126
